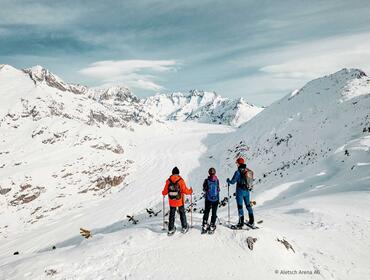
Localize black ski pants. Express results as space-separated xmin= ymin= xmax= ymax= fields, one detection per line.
xmin=202 ymin=199 xmax=218 ymax=226
xmin=169 ymin=205 xmax=187 ymax=231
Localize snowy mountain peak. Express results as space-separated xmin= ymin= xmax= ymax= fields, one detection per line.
xmin=308 ymin=68 xmax=367 ymax=87
xmin=22 ymin=65 xmax=84 ymax=95
xmin=188 ymin=89 xmax=218 ymax=98
xmin=96 ymin=86 xmax=137 ymax=102
xmin=27 ymin=64 xmax=49 ymax=76
xmin=236 ymin=97 xmax=259 ymax=108
xmin=0 ymin=64 xmax=21 ymax=74
xmin=333 ymin=68 xmax=367 ymax=79
xmin=142 ymin=90 xmax=263 ymax=126
xmin=24 ymin=65 xmax=63 ymax=84
xmin=284 ymin=68 xmax=369 ymax=104
xmin=163 ymin=90 xmax=220 ymax=105
xmin=21 ymin=65 xmax=140 ymax=102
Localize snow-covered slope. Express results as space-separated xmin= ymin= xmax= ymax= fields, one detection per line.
xmin=220 ymin=68 xmax=370 ymax=189
xmin=200 ymin=68 xmax=370 ymax=278
xmin=1 ymin=67 xmax=370 ymax=280
xmin=0 ymin=64 xmax=155 ymax=236
xmin=142 ymin=90 xmax=263 ymax=126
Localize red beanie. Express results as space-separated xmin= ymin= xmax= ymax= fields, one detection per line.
xmin=236 ymin=157 xmax=245 ymax=164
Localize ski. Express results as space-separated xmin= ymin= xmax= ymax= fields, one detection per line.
xmin=126 ymin=215 xmax=139 ymax=224
xmin=228 ymin=224 xmax=259 ymax=230
xmin=245 ymin=223 xmax=259 ymax=230
xmin=146 ymin=208 xmax=161 ymax=217
xmin=228 ymin=224 xmax=250 ymax=230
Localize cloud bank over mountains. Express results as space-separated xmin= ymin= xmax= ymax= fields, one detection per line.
xmin=79 ymin=60 xmax=178 ymax=91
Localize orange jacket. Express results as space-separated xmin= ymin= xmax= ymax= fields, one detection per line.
xmin=162 ymin=175 xmax=192 ymax=207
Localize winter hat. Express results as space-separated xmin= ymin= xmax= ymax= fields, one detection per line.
xmin=236 ymin=157 xmax=245 ymax=164
xmin=172 ymin=167 xmax=180 ymax=175
xmin=208 ymin=167 xmax=216 ymax=175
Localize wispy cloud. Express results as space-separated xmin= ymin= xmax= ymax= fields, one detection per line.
xmin=219 ymin=31 xmax=370 ymax=104
xmin=79 ymin=60 xmax=178 ymax=91
xmin=2 ymin=1 xmax=370 ymax=104
xmin=259 ymin=32 xmax=370 ymax=81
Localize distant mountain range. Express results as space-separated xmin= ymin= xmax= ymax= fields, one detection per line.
xmin=0 ymin=64 xmax=263 ymax=128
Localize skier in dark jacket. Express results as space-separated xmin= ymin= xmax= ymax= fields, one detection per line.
xmin=201 ymin=167 xmax=220 ymax=234
xmin=227 ymin=157 xmax=255 ymax=228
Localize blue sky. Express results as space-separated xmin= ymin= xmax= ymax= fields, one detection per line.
xmin=1 ymin=0 xmax=370 ymax=105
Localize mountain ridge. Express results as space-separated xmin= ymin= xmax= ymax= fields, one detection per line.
xmin=0 ymin=64 xmax=263 ymax=127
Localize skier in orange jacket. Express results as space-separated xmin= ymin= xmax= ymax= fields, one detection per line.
xmin=162 ymin=167 xmax=193 ymax=235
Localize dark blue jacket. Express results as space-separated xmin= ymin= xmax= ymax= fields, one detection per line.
xmin=228 ymin=163 xmax=247 ymax=189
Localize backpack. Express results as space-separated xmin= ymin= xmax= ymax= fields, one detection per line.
xmin=168 ymin=178 xmax=182 ymax=200
xmin=239 ymin=168 xmax=254 ymax=190
xmin=206 ymin=179 xmax=219 ymax=202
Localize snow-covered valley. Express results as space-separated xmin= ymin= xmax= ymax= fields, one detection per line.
xmin=0 ymin=65 xmax=370 ymax=279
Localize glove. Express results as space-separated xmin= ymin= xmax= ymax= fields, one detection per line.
xmin=226 ymin=178 xmax=231 ymax=184
xmin=189 ymin=187 xmax=193 ymax=194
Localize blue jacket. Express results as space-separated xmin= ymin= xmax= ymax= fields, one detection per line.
xmin=203 ymin=175 xmax=220 ymax=193
xmin=228 ymin=164 xmax=247 ymax=188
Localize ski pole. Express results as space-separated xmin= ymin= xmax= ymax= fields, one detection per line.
xmin=162 ymin=196 xmax=165 ymax=231
xmin=190 ymin=193 xmax=193 ymax=228
xmin=227 ymin=183 xmax=230 ymax=227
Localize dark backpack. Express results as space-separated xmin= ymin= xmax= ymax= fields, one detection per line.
xmin=206 ymin=179 xmax=219 ymax=202
xmin=168 ymin=178 xmax=182 ymax=200
xmin=239 ymin=168 xmax=254 ymax=190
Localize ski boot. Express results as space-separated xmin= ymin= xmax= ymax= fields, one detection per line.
xmin=181 ymin=224 xmax=189 ymax=234
xmin=201 ymin=223 xmax=209 ymax=234
xmin=237 ymin=216 xmax=244 ymax=229
xmin=246 ymin=213 xmax=256 ymax=229
xmin=208 ymin=223 xmax=216 ymax=234
xmin=167 ymin=227 xmax=176 ymax=236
